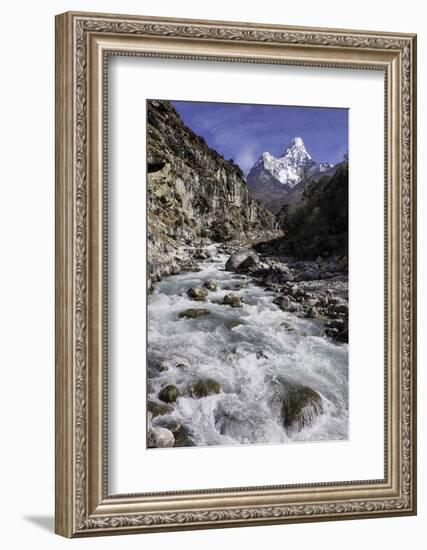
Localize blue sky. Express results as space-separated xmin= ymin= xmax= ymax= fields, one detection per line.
xmin=171 ymin=100 xmax=348 ymax=174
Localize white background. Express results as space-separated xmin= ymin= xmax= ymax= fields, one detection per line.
xmin=110 ymin=58 xmax=384 ymax=493
xmin=0 ymin=1 xmax=424 ymax=549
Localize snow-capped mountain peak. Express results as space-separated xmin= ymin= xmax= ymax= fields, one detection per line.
xmin=282 ymin=136 xmax=311 ymax=161
xmin=253 ymin=136 xmax=317 ymax=188
xmin=246 ymin=136 xmax=335 ymax=212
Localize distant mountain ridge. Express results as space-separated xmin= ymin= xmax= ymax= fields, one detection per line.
xmin=246 ymin=137 xmax=334 ymax=213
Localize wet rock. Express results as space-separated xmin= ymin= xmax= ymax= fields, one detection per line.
xmin=306 ymin=306 xmax=318 ymax=318
xmin=192 ymin=248 xmax=212 ymax=260
xmin=147 ymin=426 xmax=175 ymax=448
xmin=319 ymin=296 xmax=330 ymax=306
xmin=271 ymin=379 xmax=324 ymax=432
xmin=223 ymin=294 xmax=242 ymax=308
xmin=147 ymin=400 xmax=173 ymax=417
xmin=159 ymin=385 xmax=180 ymax=403
xmin=175 ymin=362 xmax=189 ymax=370
xmin=324 ymin=327 xmax=339 ymax=338
xmin=335 ymin=327 xmax=348 ymax=343
xmin=273 ymin=295 xmax=292 ymax=311
xmin=190 ymin=378 xmax=221 ymax=398
xmin=179 ymin=308 xmax=211 ymax=319
xmin=225 ymin=320 xmax=242 ymax=330
xmin=283 ymin=386 xmax=323 ymax=431
xmin=261 ymin=265 xmax=294 ymax=284
xmin=187 ymin=287 xmax=208 ymax=301
xmin=225 ymin=250 xmax=259 ymax=272
xmin=330 ymin=302 xmax=348 ymax=315
xmin=156 ymin=419 xmax=195 ymax=447
xmin=203 ymin=279 xmax=218 ymax=291
xmin=286 ymin=284 xmax=298 ymax=298
xmin=325 ymin=318 xmax=345 ymax=330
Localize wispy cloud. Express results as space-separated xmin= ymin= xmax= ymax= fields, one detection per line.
xmin=235 ymin=145 xmax=259 ymax=175
xmin=171 ymin=100 xmax=348 ymax=172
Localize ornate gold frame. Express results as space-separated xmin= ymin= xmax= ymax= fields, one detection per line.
xmin=55 ymin=11 xmax=417 ymax=537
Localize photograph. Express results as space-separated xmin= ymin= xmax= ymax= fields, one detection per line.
xmin=146 ymin=99 xmax=349 ymax=449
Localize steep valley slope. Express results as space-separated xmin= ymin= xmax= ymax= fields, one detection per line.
xmin=147 ymin=100 xmax=277 ymax=286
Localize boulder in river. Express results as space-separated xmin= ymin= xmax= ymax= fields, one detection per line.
xmin=187 ymin=287 xmax=208 ymax=301
xmin=225 ymin=250 xmax=259 ymax=272
xmin=190 ymin=378 xmax=221 ymax=398
xmin=324 ymin=317 xmax=348 ymax=342
xmin=147 ymin=400 xmax=173 ymax=417
xmin=203 ymin=279 xmax=218 ymax=291
xmin=147 ymin=411 xmax=175 ymax=448
xmin=273 ymin=295 xmax=292 ymax=311
xmin=156 ymin=419 xmax=196 ymax=447
xmin=147 ymin=426 xmax=175 ymax=448
xmin=179 ymin=308 xmax=210 ymax=319
xmin=226 ymin=319 xmax=243 ymax=330
xmin=270 ymin=378 xmax=324 ymax=432
xmin=158 ymin=384 xmax=180 ymax=403
xmin=223 ymin=294 xmax=242 ymax=308
xmin=281 ymin=384 xmax=323 ymax=432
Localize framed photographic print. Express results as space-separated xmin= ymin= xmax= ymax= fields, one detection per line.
xmin=55 ymin=11 xmax=417 ymax=537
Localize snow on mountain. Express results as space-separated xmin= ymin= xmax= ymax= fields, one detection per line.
xmin=246 ymin=137 xmax=334 ymax=212
xmin=249 ymin=137 xmax=332 ymax=189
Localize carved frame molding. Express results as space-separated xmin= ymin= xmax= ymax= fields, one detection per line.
xmin=55 ymin=12 xmax=416 ymax=537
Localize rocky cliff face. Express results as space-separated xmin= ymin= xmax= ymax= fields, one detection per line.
xmin=147 ymin=100 xmax=277 ymax=285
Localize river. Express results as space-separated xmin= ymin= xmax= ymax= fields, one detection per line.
xmin=147 ymin=245 xmax=348 ymax=447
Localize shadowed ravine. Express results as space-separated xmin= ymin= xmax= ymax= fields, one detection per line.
xmin=147 ymin=246 xmax=348 ymax=448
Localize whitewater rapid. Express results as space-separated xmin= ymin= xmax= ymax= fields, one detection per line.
xmin=147 ymin=247 xmax=348 ymax=447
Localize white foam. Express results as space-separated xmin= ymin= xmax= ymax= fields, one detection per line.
xmin=147 ymin=252 xmax=348 ymax=447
